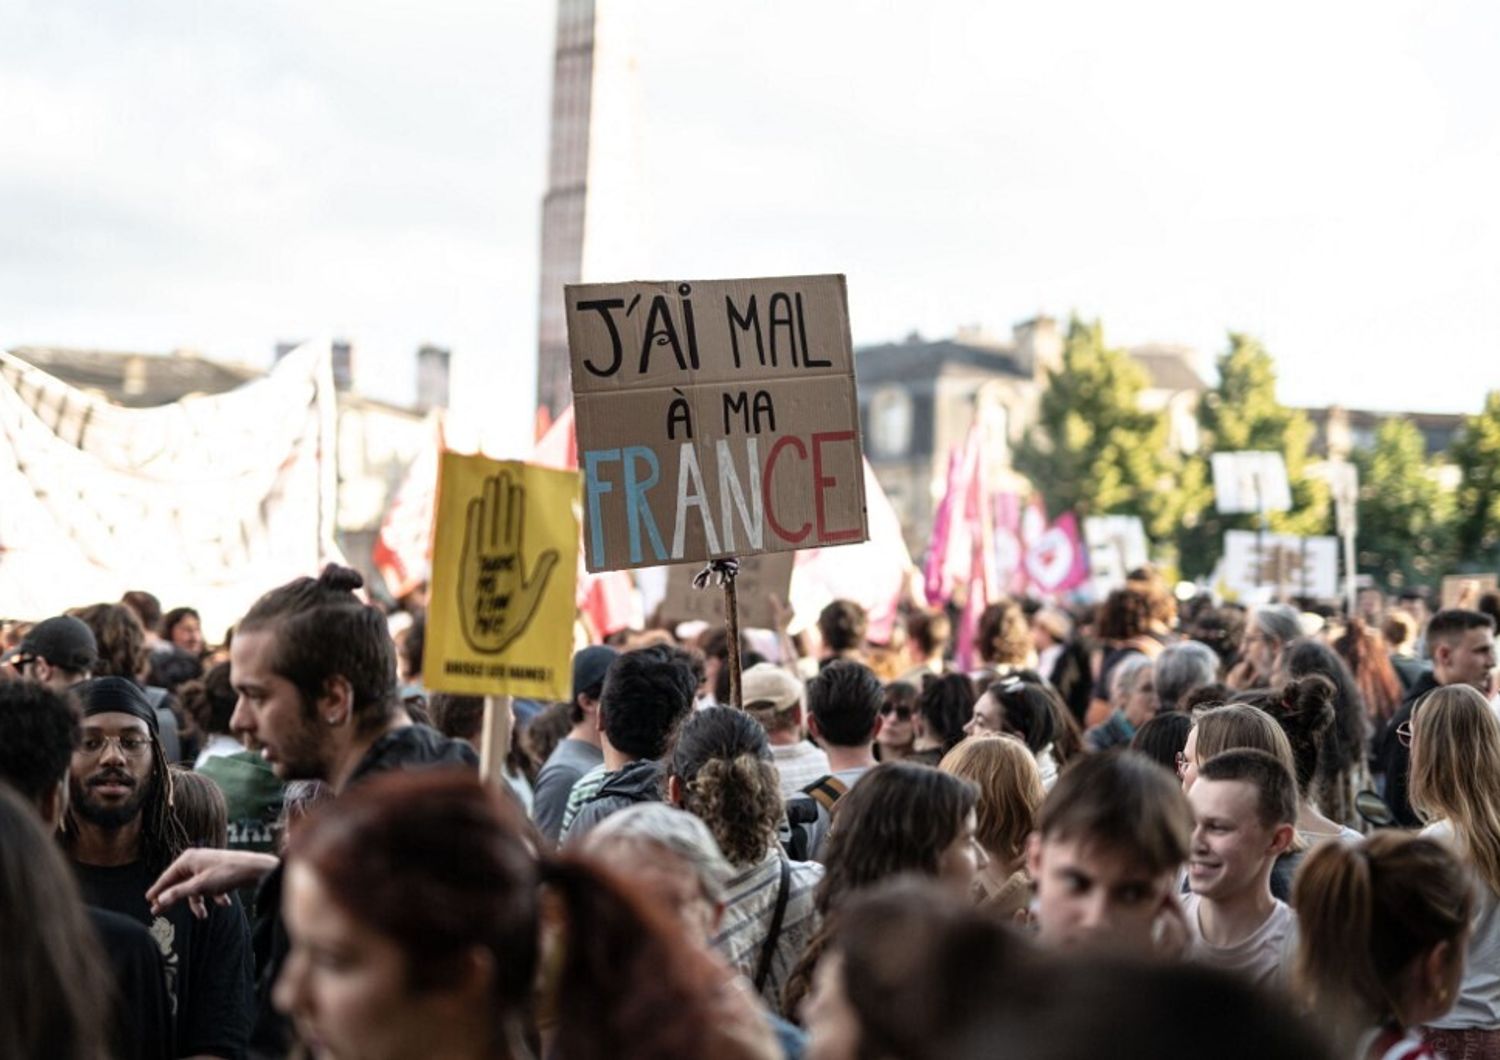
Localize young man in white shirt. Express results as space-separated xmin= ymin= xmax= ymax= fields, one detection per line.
xmin=1183 ymin=748 xmax=1299 ymax=989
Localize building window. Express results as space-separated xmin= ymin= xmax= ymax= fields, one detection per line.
xmin=869 ymin=387 xmax=913 ymax=457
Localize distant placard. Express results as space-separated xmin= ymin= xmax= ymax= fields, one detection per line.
xmin=1212 ymin=452 xmax=1292 ymax=515
xmin=1441 ymin=573 xmax=1499 ymax=611
xmin=1083 ymin=515 xmax=1149 ymax=593
xmin=566 ymin=275 xmax=869 ymax=573
xmin=658 ymin=551 xmax=795 ymax=630
xmin=424 ymin=454 xmax=578 ymax=701
xmin=1223 ymin=530 xmax=1339 ymax=600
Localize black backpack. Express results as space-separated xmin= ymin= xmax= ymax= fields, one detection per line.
xmin=781 ymin=774 xmax=849 ymax=861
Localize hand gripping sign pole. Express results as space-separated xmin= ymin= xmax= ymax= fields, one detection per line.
xmin=693 ymin=558 xmax=743 ymax=709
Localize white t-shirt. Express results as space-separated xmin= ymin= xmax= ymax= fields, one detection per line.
xmin=771 ymin=741 xmax=832 ymax=799
xmin=1423 ymin=821 xmax=1500 ymax=1030
xmin=1181 ymin=892 xmax=1297 ymax=990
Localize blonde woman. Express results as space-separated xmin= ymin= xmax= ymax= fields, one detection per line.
xmin=940 ymin=735 xmax=1044 ymax=919
xmin=1409 ymin=684 xmax=1500 ymax=1054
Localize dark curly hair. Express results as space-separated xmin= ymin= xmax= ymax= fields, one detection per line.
xmin=68 ymin=603 xmax=146 ymax=680
xmin=668 ymin=707 xmax=782 ymax=867
xmin=178 ymin=662 xmax=236 ymax=736
xmin=1095 ymin=589 xmax=1152 ymax=642
xmin=1234 ymin=674 xmax=1337 ymax=796
xmin=976 ymin=599 xmax=1031 ymax=667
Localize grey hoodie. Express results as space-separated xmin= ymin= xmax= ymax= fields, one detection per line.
xmin=564 ymin=759 xmax=664 ymax=841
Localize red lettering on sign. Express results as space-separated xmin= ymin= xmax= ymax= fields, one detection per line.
xmin=812 ymin=431 xmax=861 ymax=543
xmin=762 ymin=436 xmax=811 ymax=544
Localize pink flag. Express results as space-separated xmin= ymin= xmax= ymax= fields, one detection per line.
xmin=1023 ymin=510 xmax=1090 ymax=596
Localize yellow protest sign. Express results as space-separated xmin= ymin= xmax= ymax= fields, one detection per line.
xmin=424 ymin=454 xmax=578 ymax=701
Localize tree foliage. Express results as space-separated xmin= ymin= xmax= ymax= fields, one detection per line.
xmin=1176 ymin=333 xmax=1330 ymax=579
xmin=1449 ymin=390 xmax=1500 ymax=568
xmin=1015 ymin=316 xmax=1196 ymax=540
xmin=1353 ymin=418 xmax=1452 ymax=588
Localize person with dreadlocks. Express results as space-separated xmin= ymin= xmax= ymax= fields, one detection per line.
xmin=65 ymin=675 xmax=255 ymax=1058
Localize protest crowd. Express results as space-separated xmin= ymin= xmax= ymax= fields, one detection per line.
xmin=4 ymin=565 xmax=1500 ymax=1060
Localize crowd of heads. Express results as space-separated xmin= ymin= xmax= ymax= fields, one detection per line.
xmin=3 ymin=568 xmax=1500 ymax=1059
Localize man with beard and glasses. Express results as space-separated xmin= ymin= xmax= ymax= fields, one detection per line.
xmin=64 ymin=676 xmax=254 ymax=1059
xmin=0 ymin=680 xmax=173 ymax=1060
xmin=144 ymin=564 xmax=477 ymax=1056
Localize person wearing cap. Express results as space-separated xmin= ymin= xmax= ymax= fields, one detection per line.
xmin=63 ymin=676 xmax=255 ymax=1059
xmin=742 ymin=663 xmax=830 ymax=799
xmin=0 ymin=679 xmax=174 ymax=1060
xmin=531 ymin=645 xmax=616 ymax=843
xmin=3 ymin=614 xmax=97 ymax=692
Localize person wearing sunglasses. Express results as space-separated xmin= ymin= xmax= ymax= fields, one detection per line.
xmin=875 ymin=680 xmax=918 ymax=763
xmin=1 ymin=615 xmax=97 ymax=692
xmin=64 ymin=676 xmax=255 ymax=1059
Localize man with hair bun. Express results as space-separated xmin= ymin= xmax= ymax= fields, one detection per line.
xmin=143 ymin=564 xmax=477 ymax=1056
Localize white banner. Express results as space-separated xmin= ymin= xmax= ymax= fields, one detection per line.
xmin=0 ymin=342 xmax=342 ymax=634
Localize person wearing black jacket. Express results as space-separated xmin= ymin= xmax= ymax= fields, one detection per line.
xmin=0 ymin=680 xmax=175 ymax=1060
xmin=144 ymin=566 xmax=477 ymax=1058
xmin=65 ymin=677 xmax=254 ymax=1058
xmin=1376 ymin=609 xmax=1496 ymax=826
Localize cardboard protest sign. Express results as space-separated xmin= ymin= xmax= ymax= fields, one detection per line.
xmin=1222 ymin=530 xmax=1339 ymax=600
xmin=424 ymin=454 xmax=578 ymax=701
xmin=1442 ymin=573 xmax=1499 ymax=610
xmin=566 ymin=275 xmax=868 ymax=573
xmin=659 ymin=551 xmax=795 ymax=629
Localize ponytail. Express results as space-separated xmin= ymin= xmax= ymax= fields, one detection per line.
xmin=669 ymin=706 xmax=782 ymax=867
xmin=1293 ymin=833 xmax=1472 ymax=1039
xmin=684 ymin=753 xmax=782 ymax=866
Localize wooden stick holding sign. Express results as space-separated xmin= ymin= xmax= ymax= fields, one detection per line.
xmin=479 ymin=695 xmax=513 ymax=785
xmin=693 ymin=558 xmax=743 ymax=709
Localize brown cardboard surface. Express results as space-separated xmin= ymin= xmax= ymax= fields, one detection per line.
xmin=658 ymin=551 xmax=795 ymax=630
xmin=567 ymin=275 xmax=868 ymax=572
xmin=1441 ymin=573 xmax=1499 ymax=610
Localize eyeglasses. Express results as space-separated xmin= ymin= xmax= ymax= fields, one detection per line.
xmin=1396 ymin=720 xmax=1413 ymax=748
xmin=79 ymin=734 xmax=153 ymax=757
xmin=880 ymin=704 xmax=912 ymax=722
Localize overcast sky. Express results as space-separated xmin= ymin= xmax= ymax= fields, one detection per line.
xmin=2 ymin=1 xmax=1495 ymax=455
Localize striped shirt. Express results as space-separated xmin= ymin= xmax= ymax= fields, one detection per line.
xmin=558 ymin=763 xmax=608 ymax=841
xmin=711 ymin=848 xmax=823 ymax=1018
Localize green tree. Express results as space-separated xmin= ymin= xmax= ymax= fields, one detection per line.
xmin=1353 ymin=417 xmax=1452 ymax=588
xmin=1176 ymin=333 xmax=1330 ymax=579
xmin=1016 ymin=316 xmax=1197 ymax=541
xmin=1449 ymin=390 xmax=1500 ymax=569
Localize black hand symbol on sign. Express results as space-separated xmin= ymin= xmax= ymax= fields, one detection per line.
xmin=458 ymin=471 xmax=560 ymax=655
